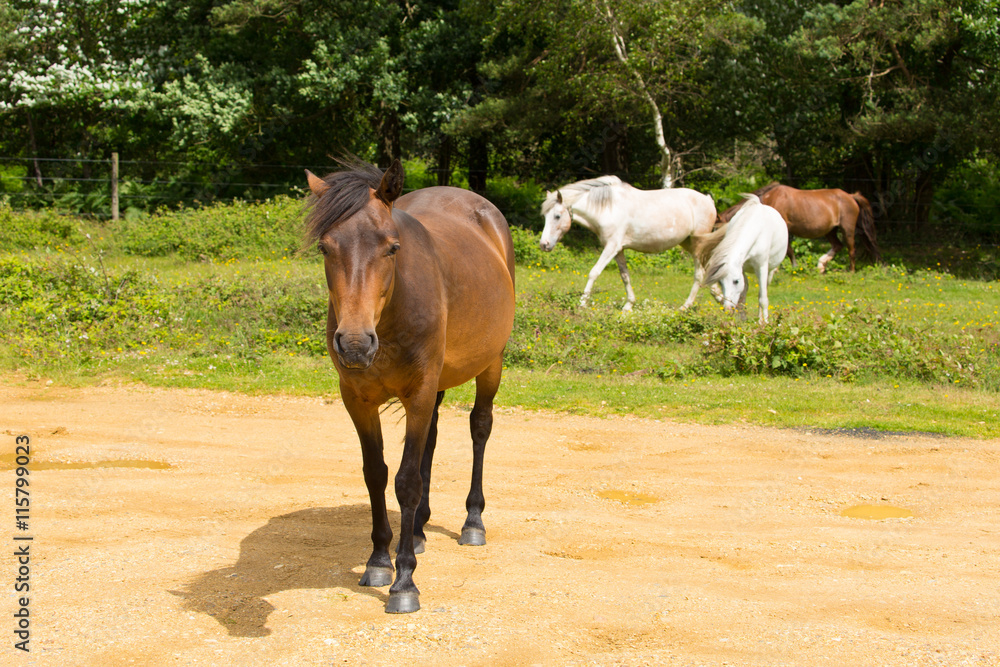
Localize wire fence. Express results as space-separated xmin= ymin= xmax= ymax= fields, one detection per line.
xmin=1 ymin=154 xmax=998 ymax=245
xmin=1 ymin=155 xmax=316 ymax=206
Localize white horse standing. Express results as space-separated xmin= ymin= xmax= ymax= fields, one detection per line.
xmin=539 ymin=176 xmax=719 ymax=312
xmin=702 ymin=194 xmax=788 ymax=323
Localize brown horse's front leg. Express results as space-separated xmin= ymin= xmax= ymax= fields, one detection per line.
xmin=387 ymin=387 xmax=438 ymax=613
xmin=341 ymin=392 xmax=394 ymax=588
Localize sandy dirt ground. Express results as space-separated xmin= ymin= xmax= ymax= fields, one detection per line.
xmin=2 ymin=378 xmax=998 ymax=666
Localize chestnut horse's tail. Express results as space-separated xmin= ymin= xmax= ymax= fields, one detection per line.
xmin=852 ymin=192 xmax=882 ymax=264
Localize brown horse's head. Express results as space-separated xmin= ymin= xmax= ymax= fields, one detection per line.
xmin=305 ymin=160 xmax=405 ymax=370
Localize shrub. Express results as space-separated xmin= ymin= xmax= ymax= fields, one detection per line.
xmin=509 ymin=226 xmax=575 ymax=266
xmin=702 ymin=304 xmax=997 ymax=387
xmin=0 ymin=255 xmax=173 ymax=361
xmin=486 ymin=175 xmax=546 ymax=231
xmin=0 ymin=203 xmax=86 ymax=250
xmin=932 ymin=157 xmax=1000 ymax=243
xmin=112 ymin=195 xmax=305 ymax=260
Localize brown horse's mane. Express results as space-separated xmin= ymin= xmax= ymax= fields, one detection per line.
xmin=304 ymin=159 xmax=386 ymax=246
xmin=754 ymin=181 xmax=781 ymax=197
xmin=719 ymin=181 xmax=781 ymax=223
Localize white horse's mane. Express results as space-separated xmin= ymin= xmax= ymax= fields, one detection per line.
xmin=705 ymin=194 xmax=762 ymax=283
xmin=541 ymin=175 xmax=622 ymax=215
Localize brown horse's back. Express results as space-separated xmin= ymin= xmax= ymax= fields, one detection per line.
xmin=761 ymin=186 xmax=858 ymax=239
xmin=396 ymin=187 xmax=516 ymax=390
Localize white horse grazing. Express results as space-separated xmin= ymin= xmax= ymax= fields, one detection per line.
xmin=539 ymin=176 xmax=719 ymax=312
xmin=702 ymin=194 xmax=788 ymax=323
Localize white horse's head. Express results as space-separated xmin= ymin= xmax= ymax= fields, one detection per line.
xmin=718 ymin=270 xmax=745 ymax=312
xmin=539 ymin=191 xmax=572 ymax=251
xmin=704 ymin=258 xmax=744 ymax=312
xmin=704 ymin=193 xmax=763 ymax=313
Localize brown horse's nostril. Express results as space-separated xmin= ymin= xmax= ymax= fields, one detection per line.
xmin=334 ymin=329 xmax=378 ymax=369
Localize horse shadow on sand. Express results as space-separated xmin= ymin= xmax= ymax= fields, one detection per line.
xmin=170 ymin=504 xmax=460 ymax=637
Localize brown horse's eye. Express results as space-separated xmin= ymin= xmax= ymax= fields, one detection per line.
xmin=388 ymin=243 xmax=400 ymax=257
xmin=318 ymin=245 xmax=328 ymax=256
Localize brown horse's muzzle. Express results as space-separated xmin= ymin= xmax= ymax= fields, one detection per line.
xmin=333 ymin=330 xmax=379 ymax=370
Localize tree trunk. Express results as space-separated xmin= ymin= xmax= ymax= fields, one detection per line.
xmin=375 ymin=104 xmax=401 ymax=169
xmin=436 ymin=135 xmax=453 ymax=187
xmin=596 ymin=0 xmax=677 ymax=187
xmin=601 ymin=120 xmax=628 ymax=177
xmin=26 ymin=111 xmax=43 ymax=187
xmin=468 ymin=136 xmax=488 ymax=193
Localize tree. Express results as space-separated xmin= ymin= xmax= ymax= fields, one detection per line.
xmin=787 ymin=0 xmax=1000 ymax=233
xmin=462 ymin=0 xmax=753 ymax=187
xmin=0 ymin=0 xmax=154 ymax=184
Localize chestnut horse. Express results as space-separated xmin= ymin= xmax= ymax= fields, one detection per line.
xmin=721 ymin=183 xmax=881 ymax=273
xmin=304 ymin=160 xmax=516 ymax=613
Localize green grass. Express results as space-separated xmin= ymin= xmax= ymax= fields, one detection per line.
xmin=2 ymin=200 xmax=999 ymax=439
xmin=447 ymin=370 xmax=997 ymax=438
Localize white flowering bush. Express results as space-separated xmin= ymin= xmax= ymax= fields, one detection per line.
xmin=0 ymin=0 xmax=153 ymax=113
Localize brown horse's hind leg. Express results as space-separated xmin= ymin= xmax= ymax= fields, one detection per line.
xmin=461 ymin=356 xmax=503 ymax=547
xmin=786 ymin=235 xmax=797 ymax=269
xmin=342 ymin=393 xmax=395 ymax=589
xmin=413 ymin=391 xmax=446 ymax=555
xmin=842 ymin=224 xmax=857 ymax=272
xmin=818 ymin=230 xmax=844 ymax=274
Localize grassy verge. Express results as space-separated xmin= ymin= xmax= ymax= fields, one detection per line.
xmin=2 ymin=200 xmax=999 ymax=438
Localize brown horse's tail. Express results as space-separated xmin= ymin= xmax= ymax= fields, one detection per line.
xmin=852 ymin=193 xmax=882 ymax=264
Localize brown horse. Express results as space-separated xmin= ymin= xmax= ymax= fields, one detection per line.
xmin=721 ymin=183 xmax=881 ymax=273
xmin=304 ymin=160 xmax=516 ymax=614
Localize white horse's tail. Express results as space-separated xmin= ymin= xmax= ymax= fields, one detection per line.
xmin=702 ymin=194 xmax=761 ymax=285
xmin=691 ymin=226 xmax=727 ymax=268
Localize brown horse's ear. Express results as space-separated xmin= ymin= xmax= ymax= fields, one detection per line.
xmin=375 ymin=160 xmax=405 ymax=206
xmin=556 ymin=191 xmax=563 ymax=204
xmin=305 ymin=170 xmax=329 ymax=197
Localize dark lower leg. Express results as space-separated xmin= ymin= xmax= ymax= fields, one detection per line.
xmin=343 ymin=397 xmax=393 ymax=588
xmin=385 ymin=390 xmax=436 ymax=613
xmin=387 ymin=466 xmax=423 ymax=612
xmin=359 ymin=454 xmax=394 ymax=586
xmin=461 ymin=360 xmax=500 ymax=546
xmin=414 ymin=391 xmax=444 ymax=554
xmin=460 ymin=403 xmax=491 ymax=545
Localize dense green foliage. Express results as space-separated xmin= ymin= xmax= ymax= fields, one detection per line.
xmin=2 ymin=0 xmax=1000 ymax=242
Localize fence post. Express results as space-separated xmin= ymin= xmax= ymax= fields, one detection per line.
xmin=111 ymin=152 xmax=119 ymax=221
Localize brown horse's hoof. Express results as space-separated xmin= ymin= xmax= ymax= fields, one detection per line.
xmin=359 ymin=566 xmax=393 ymax=587
xmin=458 ymin=527 xmax=486 ymax=546
xmin=413 ymin=535 xmax=426 ymax=554
xmin=385 ymin=591 xmax=420 ymax=614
